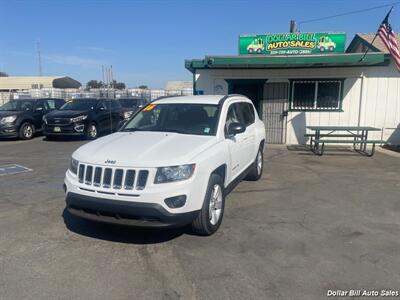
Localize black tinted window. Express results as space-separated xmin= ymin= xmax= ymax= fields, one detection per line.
xmin=60 ymin=99 xmax=98 ymax=110
xmin=240 ymin=102 xmax=255 ymax=126
xmin=225 ymin=103 xmax=244 ymax=134
xmin=110 ymin=100 xmax=122 ymax=109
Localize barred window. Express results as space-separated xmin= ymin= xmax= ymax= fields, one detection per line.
xmin=291 ymin=80 xmax=342 ymax=111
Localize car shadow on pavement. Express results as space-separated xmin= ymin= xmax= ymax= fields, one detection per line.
xmin=42 ymin=136 xmax=86 ymax=142
xmin=62 ymin=209 xmax=186 ymax=244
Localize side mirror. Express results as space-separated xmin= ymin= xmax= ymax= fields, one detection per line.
xmin=227 ymin=122 xmax=245 ymax=137
xmin=35 ymin=107 xmax=43 ymax=111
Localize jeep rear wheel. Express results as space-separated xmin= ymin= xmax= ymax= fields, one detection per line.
xmin=245 ymin=146 xmax=264 ymax=181
xmin=191 ymin=174 xmax=225 ymax=236
xmin=19 ymin=122 xmax=35 ymax=140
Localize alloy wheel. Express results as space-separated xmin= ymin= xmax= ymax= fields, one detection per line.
xmin=209 ymin=184 xmax=223 ymax=225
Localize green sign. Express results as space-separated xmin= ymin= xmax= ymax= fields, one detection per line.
xmin=239 ymin=32 xmax=346 ymax=55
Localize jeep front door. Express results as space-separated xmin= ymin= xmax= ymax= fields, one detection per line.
xmin=225 ymin=103 xmax=247 ymax=181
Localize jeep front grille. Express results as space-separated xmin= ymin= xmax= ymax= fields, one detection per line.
xmin=47 ymin=118 xmax=71 ymax=126
xmin=77 ymin=164 xmax=149 ymax=191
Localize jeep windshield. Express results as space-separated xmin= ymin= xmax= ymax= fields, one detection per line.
xmin=121 ymin=103 xmax=220 ymax=136
xmin=0 ymin=100 xmax=35 ymax=111
xmin=60 ymin=99 xmax=98 ymax=110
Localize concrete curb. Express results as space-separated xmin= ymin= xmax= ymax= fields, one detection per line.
xmin=376 ymin=146 xmax=400 ymax=158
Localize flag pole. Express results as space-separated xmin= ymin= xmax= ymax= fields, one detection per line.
xmin=359 ymin=6 xmax=393 ymax=62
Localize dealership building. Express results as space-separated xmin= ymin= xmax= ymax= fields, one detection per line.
xmin=185 ymin=32 xmax=400 ymax=145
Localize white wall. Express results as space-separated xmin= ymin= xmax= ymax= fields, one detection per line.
xmin=194 ymin=62 xmax=400 ymax=145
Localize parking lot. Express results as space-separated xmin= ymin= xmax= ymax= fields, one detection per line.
xmin=0 ymin=137 xmax=399 ymax=299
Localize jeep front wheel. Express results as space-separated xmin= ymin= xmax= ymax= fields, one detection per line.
xmin=191 ymin=174 xmax=225 ymax=236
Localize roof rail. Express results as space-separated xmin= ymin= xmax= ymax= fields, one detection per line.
xmin=218 ymin=94 xmax=246 ymax=105
xmin=154 ymin=95 xmax=185 ymax=101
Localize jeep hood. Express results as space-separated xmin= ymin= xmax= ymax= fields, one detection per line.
xmin=73 ymin=131 xmax=217 ymax=167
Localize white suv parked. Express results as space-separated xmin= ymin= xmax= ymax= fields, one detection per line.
xmin=64 ymin=95 xmax=266 ymax=235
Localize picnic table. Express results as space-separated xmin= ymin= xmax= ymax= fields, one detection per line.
xmin=305 ymin=126 xmax=384 ymax=156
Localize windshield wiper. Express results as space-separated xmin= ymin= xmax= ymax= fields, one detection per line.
xmin=155 ymin=128 xmax=187 ymax=134
xmin=121 ymin=128 xmax=143 ymax=132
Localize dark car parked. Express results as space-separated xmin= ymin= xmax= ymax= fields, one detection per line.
xmin=0 ymin=98 xmax=65 ymax=139
xmin=43 ymin=98 xmax=124 ymax=140
xmin=117 ymin=98 xmax=147 ymax=120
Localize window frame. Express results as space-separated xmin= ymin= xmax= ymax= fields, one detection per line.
xmin=289 ymin=78 xmax=344 ymax=112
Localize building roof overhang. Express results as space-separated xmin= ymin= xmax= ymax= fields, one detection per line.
xmin=185 ymin=53 xmax=389 ymax=73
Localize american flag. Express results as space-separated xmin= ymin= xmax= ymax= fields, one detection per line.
xmin=378 ymin=9 xmax=400 ymax=71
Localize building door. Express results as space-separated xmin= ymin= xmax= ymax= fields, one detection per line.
xmin=227 ymin=80 xmax=265 ymax=116
xmin=262 ymin=82 xmax=288 ymax=144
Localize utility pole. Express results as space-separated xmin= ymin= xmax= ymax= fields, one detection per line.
xmin=36 ymin=41 xmax=43 ymax=76
xmin=289 ymin=20 xmax=297 ymax=33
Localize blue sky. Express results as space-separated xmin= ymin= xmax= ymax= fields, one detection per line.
xmin=1 ymin=0 xmax=399 ymax=88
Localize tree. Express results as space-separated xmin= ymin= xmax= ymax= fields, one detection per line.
xmin=86 ymin=80 xmax=104 ymax=89
xmin=110 ymin=80 xmax=126 ymax=90
xmin=0 ymin=72 xmax=8 ymax=77
xmin=138 ymin=85 xmax=148 ymax=89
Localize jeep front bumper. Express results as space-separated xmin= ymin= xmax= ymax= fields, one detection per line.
xmin=66 ymin=192 xmax=200 ymax=227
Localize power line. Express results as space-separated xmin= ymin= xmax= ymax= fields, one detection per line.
xmin=298 ymin=2 xmax=400 ymax=25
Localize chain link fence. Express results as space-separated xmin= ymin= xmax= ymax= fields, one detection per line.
xmin=0 ymin=87 xmax=193 ymax=105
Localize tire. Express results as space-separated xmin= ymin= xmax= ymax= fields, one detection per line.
xmin=86 ymin=122 xmax=98 ymax=140
xmin=19 ymin=122 xmax=35 ymax=140
xmin=320 ymin=46 xmax=325 ymax=52
xmin=248 ymin=48 xmax=254 ymax=54
xmin=328 ymin=46 xmax=334 ymax=51
xmin=191 ymin=174 xmax=225 ymax=236
xmin=245 ymin=145 xmax=264 ymax=181
xmin=256 ymin=48 xmax=262 ymax=53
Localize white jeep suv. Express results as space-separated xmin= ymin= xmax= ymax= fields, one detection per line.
xmin=64 ymin=95 xmax=266 ymax=235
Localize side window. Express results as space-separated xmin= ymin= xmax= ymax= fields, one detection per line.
xmin=46 ymin=100 xmax=56 ymax=109
xmin=240 ymin=102 xmax=255 ymax=126
xmin=225 ymin=103 xmax=243 ymax=134
xmin=111 ymin=100 xmax=121 ymax=109
xmin=35 ymin=100 xmax=48 ymax=111
xmin=97 ymin=100 xmax=107 ymax=110
xmin=55 ymin=100 xmax=65 ymax=109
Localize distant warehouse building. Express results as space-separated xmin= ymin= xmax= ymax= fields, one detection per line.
xmin=0 ymin=76 xmax=81 ymax=91
xmin=185 ymin=32 xmax=400 ymax=145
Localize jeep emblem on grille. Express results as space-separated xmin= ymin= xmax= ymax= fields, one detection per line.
xmin=105 ymin=159 xmax=116 ymax=164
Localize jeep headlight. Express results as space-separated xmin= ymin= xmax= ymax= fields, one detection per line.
xmin=69 ymin=158 xmax=79 ymax=174
xmin=155 ymin=164 xmax=195 ymax=183
xmin=0 ymin=115 xmax=17 ymax=124
xmin=70 ymin=115 xmax=88 ymax=123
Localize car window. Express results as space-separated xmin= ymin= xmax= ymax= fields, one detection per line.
xmin=240 ymin=102 xmax=255 ymax=126
xmin=110 ymin=100 xmax=122 ymax=109
xmin=35 ymin=100 xmax=48 ymax=110
xmin=225 ymin=103 xmax=244 ymax=134
xmin=97 ymin=100 xmax=107 ymax=110
xmin=44 ymin=99 xmax=65 ymax=109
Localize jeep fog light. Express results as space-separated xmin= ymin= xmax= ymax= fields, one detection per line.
xmin=164 ymin=195 xmax=187 ymax=208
